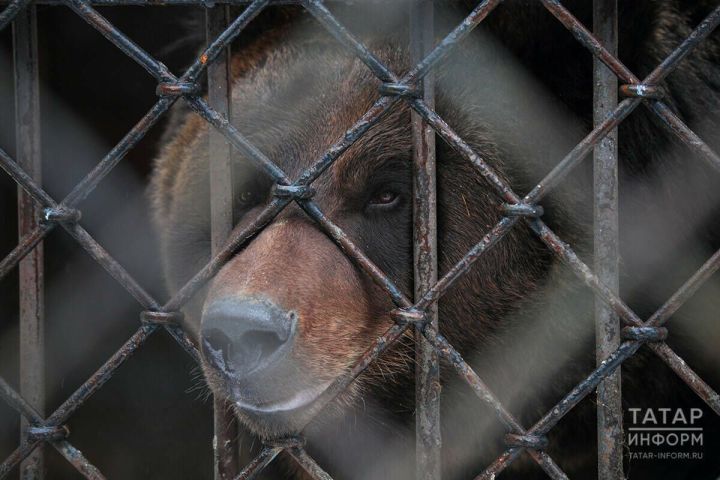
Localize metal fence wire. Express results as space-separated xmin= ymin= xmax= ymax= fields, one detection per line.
xmin=1 ymin=0 xmax=720 ymax=479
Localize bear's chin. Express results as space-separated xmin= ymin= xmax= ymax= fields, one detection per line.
xmin=230 ymin=396 xmax=351 ymax=440
xmin=232 ymin=406 xmax=311 ymax=439
xmin=217 ymin=380 xmax=353 ymax=439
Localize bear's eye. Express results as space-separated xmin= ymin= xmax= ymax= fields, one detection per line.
xmin=367 ymin=190 xmax=400 ymax=209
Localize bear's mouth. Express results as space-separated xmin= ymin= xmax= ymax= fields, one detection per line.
xmin=232 ymin=379 xmax=333 ymax=415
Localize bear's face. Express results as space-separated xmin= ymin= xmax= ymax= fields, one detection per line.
xmin=152 ymin=31 xmax=557 ymax=438
xmin=198 ymin=102 xmax=420 ymax=436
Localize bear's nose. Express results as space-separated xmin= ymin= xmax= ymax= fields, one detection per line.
xmin=201 ymin=298 xmax=297 ymax=379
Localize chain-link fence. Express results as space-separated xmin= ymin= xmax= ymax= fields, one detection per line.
xmin=1 ymin=0 xmax=719 ymax=479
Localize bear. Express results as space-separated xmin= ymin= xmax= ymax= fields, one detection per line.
xmin=150 ymin=1 xmax=720 ymax=479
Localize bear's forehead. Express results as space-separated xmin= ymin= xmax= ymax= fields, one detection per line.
xmin=230 ymin=42 xmax=414 ymax=193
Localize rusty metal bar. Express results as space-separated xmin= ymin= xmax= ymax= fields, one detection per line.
xmin=299 ymin=201 xmax=411 ymax=306
xmin=164 ymin=197 xmax=290 ymax=310
xmin=0 ymin=379 xmax=105 ymax=479
xmin=64 ymin=0 xmax=173 ymax=81
xmin=45 ymin=325 xmax=157 ymax=427
xmin=62 ymin=223 xmax=160 ymax=309
xmin=647 ymin=100 xmax=720 ymax=174
xmin=206 ymin=5 xmax=240 ymax=478
xmin=644 ymin=5 xmax=720 ymax=85
xmin=1 ymin=1 xmax=719 ymax=478
xmin=0 ymin=147 xmax=54 ymax=206
xmin=185 ymin=0 xmax=267 ymax=83
xmin=167 ymin=88 xmax=401 ymax=311
xmin=528 ymin=218 xmax=720 ymax=416
xmin=13 ymin=7 xmax=45 ymax=478
xmin=0 ymin=377 xmax=106 ymax=480
xmin=646 ymin=248 xmax=720 ymax=327
xmin=592 ymin=1 xmax=622 ymax=478
xmin=50 ymin=442 xmax=106 ymax=480
xmin=476 ymin=242 xmax=720 ymax=477
xmin=0 ymin=0 xmax=29 ymax=30
xmin=232 ymin=447 xmax=281 ymax=480
xmin=288 ymin=447 xmax=333 ymax=480
xmin=477 ymin=339 xmax=641 ymax=479
xmin=61 ymin=98 xmax=174 ymax=207
xmin=541 ymin=0 xmax=720 ymax=177
xmin=423 ymin=327 xmax=569 ymax=480
xmin=0 ymin=441 xmax=40 ymax=479
xmin=523 ymin=97 xmax=640 ymax=205
xmin=303 ymin=0 xmax=396 ymax=82
xmin=0 ymin=98 xmax=175 ymax=283
xmin=0 ymin=327 xmax=156 ymax=477
xmin=410 ymin=3 xmax=440 ymax=478
xmin=0 ymin=377 xmax=41 ymax=422
xmin=410 ymin=97 xmax=523 ymax=204
xmin=415 ymin=216 xmax=519 ymax=311
xmin=184 ymin=96 xmax=291 ymax=184
xmin=296 ymin=95 xmax=399 ymax=185
xmin=404 ymin=0 xmax=503 ymax=84
xmin=3 ymin=0 xmax=292 ymax=4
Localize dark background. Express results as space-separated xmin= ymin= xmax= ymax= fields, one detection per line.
xmin=0 ymin=6 xmax=216 ymax=478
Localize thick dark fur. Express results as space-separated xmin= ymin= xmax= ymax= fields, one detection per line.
xmin=151 ymin=2 xmax=720 ymax=479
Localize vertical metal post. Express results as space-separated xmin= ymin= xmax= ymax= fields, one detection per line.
xmin=410 ymin=2 xmax=440 ymax=479
xmin=593 ymin=1 xmax=623 ymax=478
xmin=13 ymin=6 xmax=45 ymax=480
xmin=206 ymin=7 xmax=239 ymax=480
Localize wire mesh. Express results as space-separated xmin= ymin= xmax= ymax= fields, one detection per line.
xmin=0 ymin=1 xmax=719 ymax=479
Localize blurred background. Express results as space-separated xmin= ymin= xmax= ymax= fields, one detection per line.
xmin=0 ymin=6 xmax=215 ymax=478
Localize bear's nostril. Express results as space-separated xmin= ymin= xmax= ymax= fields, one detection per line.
xmin=238 ymin=330 xmax=284 ymax=369
xmin=200 ymin=298 xmax=297 ymax=379
xmin=201 ymin=328 xmax=234 ymax=371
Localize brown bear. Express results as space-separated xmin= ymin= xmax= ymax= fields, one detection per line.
xmin=150 ymin=1 xmax=720 ymax=478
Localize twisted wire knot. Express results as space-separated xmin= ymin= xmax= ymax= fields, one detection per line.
xmin=272 ymin=184 xmax=315 ymax=200
xmin=42 ymin=206 xmax=81 ymax=224
xmin=27 ymin=425 xmax=69 ymax=442
xmin=504 ymin=433 xmax=549 ymax=450
xmin=622 ymin=326 xmax=668 ymax=343
xmin=502 ymin=203 xmax=544 ymax=218
xmin=140 ymin=310 xmax=184 ymax=326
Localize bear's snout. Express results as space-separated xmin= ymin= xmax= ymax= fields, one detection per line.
xmin=201 ymin=297 xmax=297 ymax=380
xmin=197 ymin=217 xmax=386 ymax=433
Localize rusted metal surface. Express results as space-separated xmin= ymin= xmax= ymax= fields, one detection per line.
xmin=405 ymin=0 xmax=503 ymax=84
xmin=648 ymin=100 xmax=720 ymax=174
xmin=527 ymin=218 xmax=720 ymax=415
xmin=0 ymin=0 xmax=302 ymax=4
xmin=287 ymin=447 xmax=333 ymax=480
xmin=0 ymin=375 xmax=105 ymax=479
xmin=233 ymin=447 xmax=281 ymax=480
xmin=424 ymin=327 xmax=569 ymax=480
xmin=646 ymin=247 xmax=720 ymax=327
xmin=207 ymin=6 xmax=241 ymax=478
xmin=619 ymin=83 xmax=660 ymax=99
xmin=592 ymin=1 xmax=622 ymax=478
xmin=621 ymin=326 xmax=668 ymax=343
xmin=51 ymin=441 xmax=107 ymax=480
xmin=0 ymin=0 xmax=30 ymax=29
xmin=13 ymin=7 xmax=44 ymax=478
xmin=410 ymin=0 xmax=441 ymax=470
xmin=542 ymin=0 xmax=720 ymax=175
xmin=2 ymin=1 xmax=720 ymax=479
xmin=0 ymin=96 xmax=175 ymax=283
